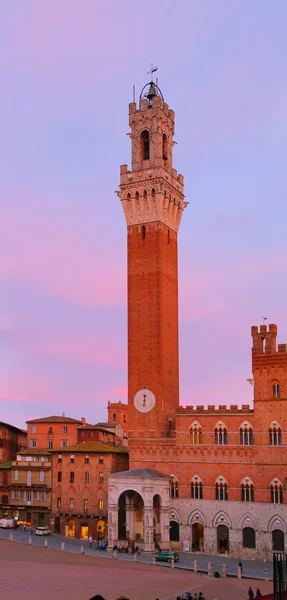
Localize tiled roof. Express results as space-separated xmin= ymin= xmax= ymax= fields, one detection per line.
xmin=0 ymin=421 xmax=28 ymax=435
xmin=17 ymin=449 xmax=51 ymax=456
xmin=0 ymin=461 xmax=12 ymax=469
xmin=26 ymin=416 xmax=82 ymax=424
xmin=95 ymin=421 xmax=120 ymax=429
xmin=51 ymin=441 xmax=128 ymax=454
xmin=77 ymin=423 xmax=99 ymax=430
xmin=110 ymin=468 xmax=169 ymax=479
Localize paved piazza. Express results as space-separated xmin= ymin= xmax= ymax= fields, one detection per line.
xmin=0 ymin=540 xmax=272 ymax=600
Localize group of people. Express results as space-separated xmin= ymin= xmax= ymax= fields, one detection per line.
xmin=177 ymin=593 xmax=205 ymax=600
xmin=248 ymin=586 xmax=262 ymax=598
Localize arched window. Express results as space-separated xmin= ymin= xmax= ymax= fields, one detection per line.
xmin=190 ymin=422 xmax=203 ymax=445
xmin=142 ymin=225 xmax=146 ymax=240
xmin=113 ymin=413 xmax=116 ymax=421
xmin=273 ymin=383 xmax=280 ymax=398
xmin=243 ymin=527 xmax=256 ymax=549
xmin=241 ymin=480 xmax=255 ymax=502
xmin=270 ymin=480 xmax=284 ymax=504
xmin=240 ymin=424 xmax=253 ymax=445
xmin=141 ymin=130 xmax=150 ymax=161
xmin=190 ymin=476 xmax=203 ymax=500
xmin=169 ymin=476 xmax=179 ymax=499
xmin=215 ymin=425 xmax=227 ymax=445
xmin=215 ymin=477 xmax=228 ymax=501
xmin=269 ymin=423 xmax=282 ymax=446
xmin=162 ymin=133 xmax=168 ymax=160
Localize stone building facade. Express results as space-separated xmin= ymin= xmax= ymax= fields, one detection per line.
xmin=107 ymin=77 xmax=287 ymax=559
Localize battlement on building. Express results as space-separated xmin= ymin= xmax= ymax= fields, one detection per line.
xmin=251 ymin=323 xmax=287 ymax=356
xmin=176 ymin=404 xmax=253 ymax=415
xmin=119 ymin=163 xmax=184 ymax=194
xmin=129 ymin=98 xmax=174 ymax=121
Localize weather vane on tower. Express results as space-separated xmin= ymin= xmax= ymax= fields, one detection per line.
xmin=147 ymin=63 xmax=158 ymax=82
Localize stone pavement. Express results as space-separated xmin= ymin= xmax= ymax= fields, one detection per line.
xmin=0 ymin=539 xmax=272 ymax=600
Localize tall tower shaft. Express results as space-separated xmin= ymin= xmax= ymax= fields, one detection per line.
xmin=117 ymin=81 xmax=187 ymax=449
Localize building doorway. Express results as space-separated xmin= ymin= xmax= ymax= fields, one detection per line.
xmin=192 ymin=522 xmax=204 ymax=551
xmin=65 ymin=520 xmax=75 ymax=537
xmin=153 ymin=494 xmax=161 ymax=544
xmin=217 ymin=524 xmax=229 ymax=554
xmin=26 ymin=512 xmax=32 ymax=526
xmin=54 ymin=517 xmax=60 ymax=534
xmin=272 ymin=529 xmax=284 ymax=551
xmin=97 ymin=519 xmax=105 ymax=538
xmin=170 ymin=520 xmax=180 ymax=542
xmin=80 ymin=525 xmax=89 ymax=539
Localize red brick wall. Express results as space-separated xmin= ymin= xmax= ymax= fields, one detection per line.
xmin=128 ymin=221 xmax=179 ymax=444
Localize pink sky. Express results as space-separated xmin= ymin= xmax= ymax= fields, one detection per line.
xmin=1 ymin=1 xmax=287 ymax=428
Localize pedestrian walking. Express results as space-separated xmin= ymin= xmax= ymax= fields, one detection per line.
xmin=256 ymin=590 xmax=262 ymax=597
xmin=239 ymin=560 xmax=243 ymax=573
xmin=248 ymin=586 xmax=255 ymax=599
xmin=88 ymin=535 xmax=93 ymax=548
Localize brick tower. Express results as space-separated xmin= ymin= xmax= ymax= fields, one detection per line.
xmin=117 ymin=79 xmax=188 ymax=454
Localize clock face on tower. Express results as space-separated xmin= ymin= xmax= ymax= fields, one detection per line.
xmin=133 ymin=388 xmax=156 ymax=414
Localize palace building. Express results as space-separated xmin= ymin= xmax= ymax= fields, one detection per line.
xmin=107 ymin=77 xmax=287 ymax=559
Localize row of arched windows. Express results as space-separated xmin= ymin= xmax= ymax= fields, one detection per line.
xmin=170 ymin=476 xmax=284 ymax=504
xmin=189 ymin=423 xmax=283 ymax=446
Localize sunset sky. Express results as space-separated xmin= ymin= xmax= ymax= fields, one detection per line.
xmin=1 ymin=1 xmax=287 ymax=428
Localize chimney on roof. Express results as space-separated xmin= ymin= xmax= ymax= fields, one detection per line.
xmin=81 ymin=417 xmax=86 ymax=425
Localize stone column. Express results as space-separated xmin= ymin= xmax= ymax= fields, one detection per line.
xmin=107 ymin=505 xmax=118 ymax=551
xmin=160 ymin=507 xmax=170 ymax=549
xmin=126 ymin=505 xmax=135 ymax=544
xmin=143 ymin=508 xmax=155 ymax=553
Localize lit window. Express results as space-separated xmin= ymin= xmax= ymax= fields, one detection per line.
xmin=99 ymin=473 xmax=104 ymax=484
xmin=84 ymin=499 xmax=88 ymax=511
xmin=98 ymin=499 xmax=104 ymax=510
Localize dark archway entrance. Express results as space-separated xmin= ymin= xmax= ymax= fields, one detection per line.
xmin=54 ymin=517 xmax=60 ymax=533
xmin=118 ymin=491 xmax=144 ymax=543
xmin=192 ymin=522 xmax=204 ymax=551
xmin=273 ymin=529 xmax=284 ymax=551
xmin=217 ymin=524 xmax=229 ymax=553
xmin=170 ymin=520 xmax=180 ymax=542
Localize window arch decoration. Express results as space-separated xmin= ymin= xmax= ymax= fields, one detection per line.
xmin=215 ymin=476 xmax=228 ymax=501
xmin=270 ymin=478 xmax=284 ymax=504
xmin=190 ymin=421 xmax=202 ymax=445
xmin=241 ymin=477 xmax=255 ymax=502
xmin=190 ymin=475 xmax=203 ymax=500
xmin=214 ymin=422 xmax=228 ymax=445
xmin=169 ymin=474 xmax=179 ymax=499
xmin=240 ymin=422 xmax=253 ymax=445
xmin=269 ymin=422 xmax=282 ymax=446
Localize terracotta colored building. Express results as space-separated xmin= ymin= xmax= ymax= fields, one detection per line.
xmin=107 ymin=77 xmax=287 ymax=559
xmin=51 ymin=441 xmax=128 ymax=539
xmin=0 ymin=421 xmax=27 ymax=462
xmin=0 ymin=461 xmax=12 ymax=518
xmin=26 ymin=415 xmax=83 ymax=450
